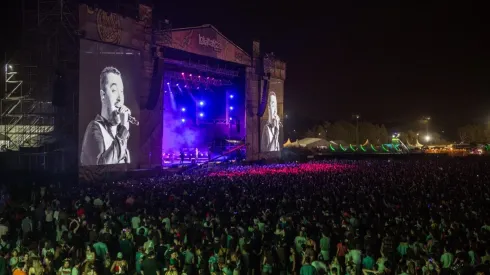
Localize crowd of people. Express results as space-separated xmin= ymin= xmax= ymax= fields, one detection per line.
xmin=1 ymin=159 xmax=490 ymax=275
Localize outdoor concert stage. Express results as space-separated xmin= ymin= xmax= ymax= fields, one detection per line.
xmin=0 ymin=2 xmax=286 ymax=179
xmin=74 ymin=3 xmax=286 ymax=181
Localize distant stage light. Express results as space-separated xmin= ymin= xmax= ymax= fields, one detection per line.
xmin=230 ymin=95 xmax=234 ymax=99
xmin=181 ymin=72 xmax=184 ymax=75
xmin=184 ymin=85 xmax=188 ymax=88
xmin=199 ymin=113 xmax=204 ymax=117
xmin=176 ymin=83 xmax=179 ymax=86
xmin=189 ymin=74 xmax=192 ymax=77
xmin=166 ymin=82 xmax=170 ymax=85
xmin=181 ymin=108 xmax=186 ymax=112
xmin=181 ymin=118 xmax=186 ymax=122
xmin=229 ymin=117 xmax=233 ymax=120
xmin=199 ymin=101 xmax=204 ymax=106
xmin=229 ymin=106 xmax=234 ymax=110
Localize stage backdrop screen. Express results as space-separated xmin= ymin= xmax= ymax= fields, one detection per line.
xmin=78 ymin=39 xmax=140 ymax=167
xmin=260 ymin=79 xmax=284 ymax=152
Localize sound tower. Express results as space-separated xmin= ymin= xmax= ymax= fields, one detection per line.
xmin=145 ymin=48 xmax=163 ymax=110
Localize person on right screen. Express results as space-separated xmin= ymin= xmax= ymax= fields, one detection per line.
xmin=261 ymin=91 xmax=280 ymax=151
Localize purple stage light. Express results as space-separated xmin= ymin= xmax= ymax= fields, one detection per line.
xmin=229 ymin=117 xmax=233 ymax=121
xmin=229 ymin=106 xmax=234 ymax=110
xmin=181 ymin=72 xmax=184 ymax=75
xmin=189 ymin=74 xmax=192 ymax=77
xmin=181 ymin=118 xmax=186 ymax=122
xmin=181 ymin=108 xmax=186 ymax=112
xmin=184 ymin=85 xmax=188 ymax=88
xmin=176 ymin=83 xmax=179 ymax=86
xmin=167 ymin=82 xmax=170 ymax=85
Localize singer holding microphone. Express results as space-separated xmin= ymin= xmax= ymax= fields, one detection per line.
xmin=261 ymin=91 xmax=281 ymax=151
xmin=81 ymin=66 xmax=137 ymax=166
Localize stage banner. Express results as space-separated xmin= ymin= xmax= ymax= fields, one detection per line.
xmin=162 ymin=25 xmax=252 ymax=67
xmin=79 ymin=4 xmax=152 ymax=51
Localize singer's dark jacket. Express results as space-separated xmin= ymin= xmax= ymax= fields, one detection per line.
xmin=80 ymin=114 xmax=130 ymax=166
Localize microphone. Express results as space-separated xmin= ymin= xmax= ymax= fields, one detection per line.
xmin=128 ymin=116 xmax=140 ymax=126
xmin=117 ymin=106 xmax=140 ymax=126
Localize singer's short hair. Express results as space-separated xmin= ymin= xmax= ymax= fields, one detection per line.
xmin=100 ymin=66 xmax=122 ymax=91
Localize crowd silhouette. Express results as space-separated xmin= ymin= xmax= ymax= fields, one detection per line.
xmin=0 ymin=159 xmax=489 ymax=275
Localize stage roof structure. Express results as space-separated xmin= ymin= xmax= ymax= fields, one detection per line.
xmin=161 ymin=24 xmax=252 ymax=66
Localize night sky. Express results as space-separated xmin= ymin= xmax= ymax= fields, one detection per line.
xmin=4 ymin=1 xmax=490 ymax=136
xmin=161 ymin=1 xmax=490 ymax=134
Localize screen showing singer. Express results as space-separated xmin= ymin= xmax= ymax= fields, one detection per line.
xmin=80 ymin=66 xmax=133 ymax=165
xmin=78 ymin=39 xmax=140 ymax=167
xmin=261 ymin=91 xmax=280 ymax=151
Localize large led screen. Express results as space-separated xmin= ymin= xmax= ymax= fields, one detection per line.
xmin=260 ymin=79 xmax=284 ymax=152
xmin=78 ymin=39 xmax=140 ymax=166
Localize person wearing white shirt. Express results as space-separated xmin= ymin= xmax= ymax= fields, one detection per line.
xmin=131 ymin=215 xmax=141 ymax=230
xmin=45 ymin=208 xmax=54 ymax=223
xmin=346 ymin=245 xmax=362 ymax=274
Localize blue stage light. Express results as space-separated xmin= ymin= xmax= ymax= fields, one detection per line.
xmin=199 ymin=101 xmax=204 ymax=106
xmin=199 ymin=113 xmax=204 ymax=117
xmin=167 ymin=82 xmax=170 ymax=85
xmin=229 ymin=106 xmax=234 ymax=110
xmin=230 ymin=95 xmax=234 ymax=99
xmin=181 ymin=118 xmax=186 ymax=122
xmin=229 ymin=117 xmax=233 ymax=120
xmin=181 ymin=108 xmax=186 ymax=112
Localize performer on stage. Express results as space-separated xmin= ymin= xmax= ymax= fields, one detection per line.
xmin=80 ymin=66 xmax=132 ymax=165
xmin=261 ymin=92 xmax=281 ymax=151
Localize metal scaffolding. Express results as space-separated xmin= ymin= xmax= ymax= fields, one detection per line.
xmin=0 ymin=62 xmax=54 ymax=150
xmin=0 ymin=0 xmax=78 ymax=153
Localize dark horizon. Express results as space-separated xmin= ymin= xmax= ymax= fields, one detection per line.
xmin=3 ymin=1 xmax=490 ymax=138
